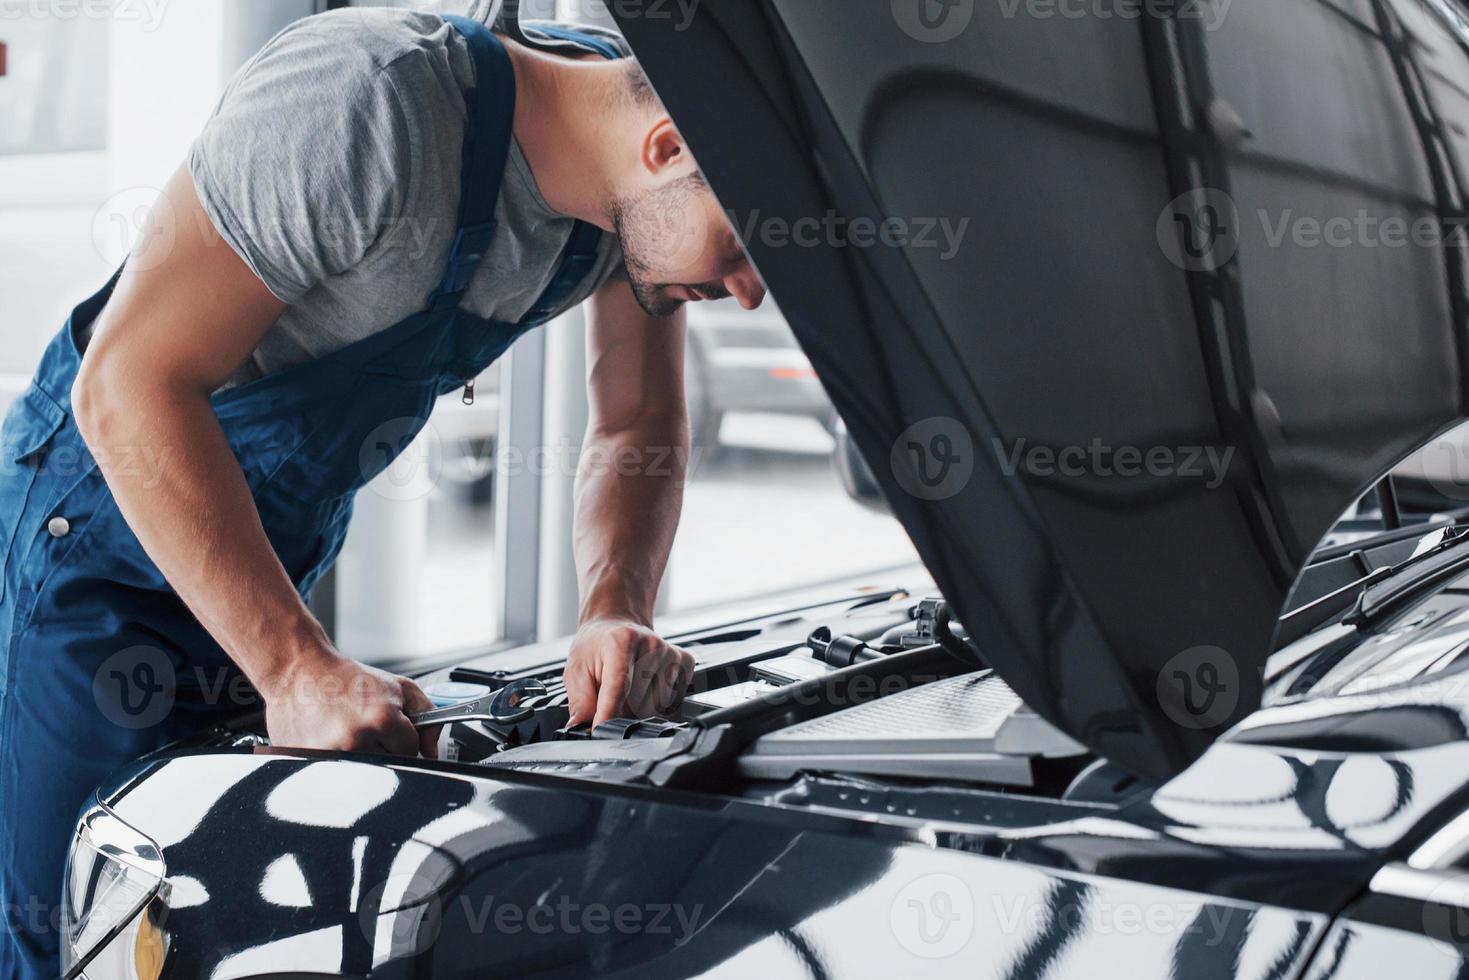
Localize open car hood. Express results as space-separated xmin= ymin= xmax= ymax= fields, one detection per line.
xmin=610 ymin=0 xmax=1469 ymax=779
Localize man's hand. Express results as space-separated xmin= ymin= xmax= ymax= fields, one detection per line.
xmin=566 ymin=281 xmax=692 ymax=729
xmin=262 ymin=653 xmax=440 ymax=759
xmin=565 ymin=619 xmax=695 ymax=727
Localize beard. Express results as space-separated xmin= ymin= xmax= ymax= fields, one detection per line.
xmin=611 ymin=174 xmax=709 ymax=318
xmin=622 ymin=268 xmax=683 ymax=319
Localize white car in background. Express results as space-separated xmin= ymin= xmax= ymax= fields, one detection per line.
xmin=433 ymin=298 xmax=835 ymax=503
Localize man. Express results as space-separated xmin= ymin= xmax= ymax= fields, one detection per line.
xmin=0 ymin=1 xmax=764 ymax=974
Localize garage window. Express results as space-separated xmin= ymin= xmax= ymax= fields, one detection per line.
xmin=667 ymin=299 xmax=918 ymax=613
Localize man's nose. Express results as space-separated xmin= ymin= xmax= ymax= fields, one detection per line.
xmin=725 ymin=265 xmax=767 ymax=311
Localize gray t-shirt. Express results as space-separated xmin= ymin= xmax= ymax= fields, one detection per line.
xmin=180 ymin=3 xmax=628 ymax=388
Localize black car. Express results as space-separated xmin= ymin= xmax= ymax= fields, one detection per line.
xmin=59 ymin=0 xmax=1469 ymax=976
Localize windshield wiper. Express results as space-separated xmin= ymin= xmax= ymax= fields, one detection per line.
xmin=1342 ymin=524 xmax=1469 ymax=629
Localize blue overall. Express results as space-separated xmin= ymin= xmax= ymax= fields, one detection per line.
xmin=0 ymin=17 xmax=612 ymax=977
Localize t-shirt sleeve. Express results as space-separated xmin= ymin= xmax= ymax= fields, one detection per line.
xmin=188 ymin=22 xmax=418 ymax=303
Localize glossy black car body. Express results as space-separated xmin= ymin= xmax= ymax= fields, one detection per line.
xmin=80 ymin=566 xmax=1469 ymax=977
xmin=61 ymin=0 xmax=1469 ymax=976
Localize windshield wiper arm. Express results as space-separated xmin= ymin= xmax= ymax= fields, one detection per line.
xmin=1343 ymin=525 xmax=1469 ymax=628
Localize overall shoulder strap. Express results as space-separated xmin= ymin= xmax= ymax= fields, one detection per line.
xmin=432 ymin=14 xmax=517 ymax=311
xmin=522 ymin=23 xmax=624 ymax=61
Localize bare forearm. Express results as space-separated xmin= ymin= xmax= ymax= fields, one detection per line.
xmin=63 ymin=165 xmax=434 ymax=755
xmin=562 ymin=280 xmax=696 ymax=725
xmin=572 ymin=421 xmax=688 ymax=627
xmin=76 ymin=377 xmax=330 ymax=694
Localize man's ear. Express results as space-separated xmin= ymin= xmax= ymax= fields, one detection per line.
xmin=641 ymin=117 xmax=689 ymax=177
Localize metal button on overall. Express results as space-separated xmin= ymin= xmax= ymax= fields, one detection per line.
xmin=46 ymin=516 xmax=69 ymax=539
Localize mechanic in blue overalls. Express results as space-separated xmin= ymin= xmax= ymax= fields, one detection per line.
xmin=0 ymin=4 xmax=764 ymax=974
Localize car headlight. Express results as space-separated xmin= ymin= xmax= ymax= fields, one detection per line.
xmin=61 ymin=804 xmax=169 ymax=979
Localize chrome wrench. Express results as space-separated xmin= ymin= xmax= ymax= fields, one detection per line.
xmin=410 ymin=678 xmax=548 ymax=729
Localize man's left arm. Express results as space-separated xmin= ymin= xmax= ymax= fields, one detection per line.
xmin=564 ymin=277 xmax=697 ymax=727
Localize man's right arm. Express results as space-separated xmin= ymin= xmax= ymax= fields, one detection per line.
xmin=74 ymin=165 xmax=437 ymax=757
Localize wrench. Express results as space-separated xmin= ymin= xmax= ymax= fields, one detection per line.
xmin=410 ymin=678 xmax=549 ymax=729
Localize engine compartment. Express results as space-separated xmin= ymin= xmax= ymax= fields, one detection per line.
xmin=201 ymin=588 xmax=1151 ymax=819
xmin=421 ymin=594 xmax=1104 ymax=804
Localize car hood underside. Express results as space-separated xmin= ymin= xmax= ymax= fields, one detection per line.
xmin=609 ymin=0 xmax=1469 ymax=779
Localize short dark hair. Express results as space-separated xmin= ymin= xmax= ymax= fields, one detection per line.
xmin=625 ymin=61 xmax=663 ymax=109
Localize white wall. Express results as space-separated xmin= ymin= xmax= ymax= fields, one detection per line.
xmin=98 ymin=1 xmax=231 ymax=266
xmin=0 ymin=2 xmax=314 ymax=405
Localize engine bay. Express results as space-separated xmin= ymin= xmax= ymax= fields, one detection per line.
xmin=205 ymin=588 xmax=1155 ymax=818
xmin=408 ymin=593 xmax=1112 ymax=805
